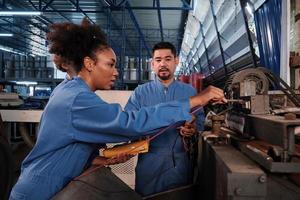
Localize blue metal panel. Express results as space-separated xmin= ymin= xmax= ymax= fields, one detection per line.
xmin=254 ymin=0 xmax=281 ymax=76
xmin=200 ymin=22 xmax=212 ymax=74
xmin=209 ymin=0 xmax=227 ymax=76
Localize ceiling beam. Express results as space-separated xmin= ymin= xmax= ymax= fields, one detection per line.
xmin=0 ymin=25 xmax=46 ymax=49
xmin=95 ymin=0 xmax=137 ymax=55
xmin=67 ymin=0 xmax=95 ymax=24
xmin=41 ymin=0 xmax=55 ymax=11
xmin=1 ymin=18 xmax=46 ymax=41
xmin=156 ymin=0 xmax=164 ymax=41
xmin=125 ymin=1 xmax=151 ymax=56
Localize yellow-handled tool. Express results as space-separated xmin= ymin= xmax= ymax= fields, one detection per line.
xmin=102 ymin=139 xmax=150 ymax=158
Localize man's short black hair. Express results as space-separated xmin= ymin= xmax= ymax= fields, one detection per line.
xmin=152 ymin=42 xmax=177 ymax=57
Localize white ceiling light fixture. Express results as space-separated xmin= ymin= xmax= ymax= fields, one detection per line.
xmin=15 ymin=81 xmax=38 ymax=86
xmin=0 ymin=33 xmax=13 ymax=37
xmin=0 ymin=11 xmax=42 ymax=16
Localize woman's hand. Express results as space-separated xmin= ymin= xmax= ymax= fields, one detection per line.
xmin=92 ymin=154 xmax=134 ymax=166
xmin=190 ymin=86 xmax=227 ymax=108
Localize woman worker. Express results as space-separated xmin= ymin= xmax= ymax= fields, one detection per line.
xmin=9 ymin=18 xmax=226 ymax=200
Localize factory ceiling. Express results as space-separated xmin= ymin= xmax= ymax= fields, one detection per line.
xmin=0 ymin=0 xmax=191 ymax=57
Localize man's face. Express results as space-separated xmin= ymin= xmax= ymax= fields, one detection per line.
xmin=151 ymin=49 xmax=178 ymax=81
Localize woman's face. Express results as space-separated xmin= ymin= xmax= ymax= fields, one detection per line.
xmin=90 ymin=48 xmax=119 ymax=90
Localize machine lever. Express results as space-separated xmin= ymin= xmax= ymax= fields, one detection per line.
xmin=226 ymin=99 xmax=245 ymax=103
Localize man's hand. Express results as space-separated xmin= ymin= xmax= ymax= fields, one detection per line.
xmin=178 ymin=115 xmax=197 ymax=137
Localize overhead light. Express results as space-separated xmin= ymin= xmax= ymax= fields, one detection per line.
xmin=15 ymin=81 xmax=38 ymax=85
xmin=0 ymin=33 xmax=13 ymax=37
xmin=0 ymin=11 xmax=42 ymax=16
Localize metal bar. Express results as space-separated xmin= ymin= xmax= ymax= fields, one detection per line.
xmin=1 ymin=0 xmax=5 ymax=8
xmin=76 ymin=0 xmax=79 ymax=11
xmin=138 ymin=38 xmax=142 ymax=83
xmin=28 ymin=0 xmax=38 ymax=10
xmin=2 ymin=18 xmax=46 ymax=41
xmin=219 ymin=34 xmax=228 ymax=42
xmin=209 ymin=0 xmax=227 ymax=76
xmin=239 ymin=0 xmax=258 ymax=68
xmin=5 ymin=0 xmax=53 ymax=29
xmin=0 ymin=25 xmax=46 ymax=48
xmin=1 ymin=51 xmax=4 ymax=77
xmin=120 ymin=7 xmax=126 ymax=87
xmin=96 ymin=0 xmax=137 ymax=55
xmin=106 ymin=8 xmax=111 ymax=45
xmin=26 ymin=0 xmax=69 ymax=23
xmin=287 ymin=127 xmax=295 ymax=161
xmin=156 ymin=0 xmax=164 ymax=41
xmin=107 ymin=6 xmax=193 ymax=10
xmin=68 ymin=0 xmax=94 ymax=24
xmin=35 ymin=15 xmax=53 ymax=25
xmin=0 ymin=37 xmax=45 ymax=55
xmin=195 ymin=40 xmax=203 ymax=73
xmin=226 ymin=99 xmax=245 ymax=103
xmin=22 ymin=18 xmax=48 ymax=33
xmin=116 ymin=0 xmax=127 ymax=7
xmin=0 ymin=40 xmax=28 ymax=55
xmin=29 ymin=9 xmax=104 ymax=13
xmin=125 ymin=1 xmax=151 ymax=57
xmin=42 ymin=2 xmax=71 ymax=22
xmin=187 ymin=20 xmax=202 ymax=69
xmin=39 ymin=0 xmax=42 ymax=10
xmin=27 ymin=7 xmax=193 ymax=13
xmin=196 ymin=49 xmax=202 ymax=73
xmin=42 ymin=0 xmax=55 ymax=11
xmin=200 ymin=22 xmax=212 ymax=75
xmin=180 ymin=0 xmax=191 ymax=8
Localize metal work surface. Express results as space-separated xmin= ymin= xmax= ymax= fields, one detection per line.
xmin=214 ymin=145 xmax=267 ymax=199
xmin=240 ymin=143 xmax=300 ymax=173
xmin=199 ymin=131 xmax=300 ymax=200
xmin=245 ymin=114 xmax=300 ymax=148
xmin=0 ymin=110 xmax=42 ymax=122
xmin=200 ymin=134 xmax=267 ymax=200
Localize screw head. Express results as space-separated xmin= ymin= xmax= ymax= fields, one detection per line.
xmin=259 ymin=175 xmax=267 ymax=183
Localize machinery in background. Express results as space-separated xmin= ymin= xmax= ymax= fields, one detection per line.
xmin=0 ymin=93 xmax=23 ymax=108
xmin=199 ymin=68 xmax=300 ymax=200
xmin=225 ymin=68 xmax=300 ymax=173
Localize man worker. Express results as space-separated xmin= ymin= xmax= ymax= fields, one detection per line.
xmin=125 ymin=41 xmax=205 ymax=196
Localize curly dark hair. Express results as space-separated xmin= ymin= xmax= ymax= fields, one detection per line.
xmin=47 ymin=18 xmax=109 ymax=72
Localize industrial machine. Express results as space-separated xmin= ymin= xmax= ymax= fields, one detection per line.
xmin=199 ymin=68 xmax=300 ymax=200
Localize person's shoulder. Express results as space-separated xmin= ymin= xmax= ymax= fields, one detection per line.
xmin=176 ymin=80 xmax=195 ymax=90
xmin=134 ymin=80 xmax=155 ymax=92
xmin=58 ymin=78 xmax=95 ymax=99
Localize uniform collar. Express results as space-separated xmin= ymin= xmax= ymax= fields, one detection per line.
xmin=73 ymin=76 xmax=92 ymax=91
xmin=154 ymin=77 xmax=177 ymax=91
